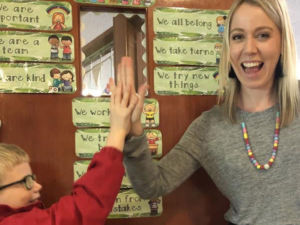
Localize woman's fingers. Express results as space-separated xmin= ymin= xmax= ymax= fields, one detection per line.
xmin=128 ymin=94 xmax=138 ymax=112
xmin=121 ymin=86 xmax=130 ymax=108
xmin=114 ymin=78 xmax=122 ymax=105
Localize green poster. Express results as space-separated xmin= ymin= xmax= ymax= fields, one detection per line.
xmin=153 ymin=38 xmax=222 ymax=65
xmin=72 ymin=97 xmax=111 ymax=128
xmin=0 ymin=1 xmax=72 ymax=31
xmin=74 ymin=160 xmax=132 ymax=188
xmin=75 ymin=128 xmax=162 ymax=158
xmin=154 ymin=8 xmax=228 ymax=38
xmin=109 ymin=189 xmax=162 ymax=218
xmin=0 ymin=31 xmax=74 ymax=62
xmin=154 ymin=66 xmax=219 ymax=95
xmin=72 ymin=97 xmax=159 ymax=128
xmin=73 ymin=0 xmax=155 ymax=7
xmin=0 ymin=63 xmax=76 ymax=93
xmin=75 ymin=128 xmax=110 ymax=158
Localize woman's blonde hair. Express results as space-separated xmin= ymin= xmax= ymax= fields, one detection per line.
xmin=0 ymin=143 xmax=29 ymax=184
xmin=218 ymin=0 xmax=299 ymax=127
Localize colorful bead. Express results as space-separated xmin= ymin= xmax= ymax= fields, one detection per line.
xmin=241 ymin=112 xmax=280 ymax=170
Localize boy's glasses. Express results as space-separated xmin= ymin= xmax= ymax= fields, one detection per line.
xmin=0 ymin=174 xmax=36 ymax=191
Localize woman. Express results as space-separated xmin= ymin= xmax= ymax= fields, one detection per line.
xmin=122 ymin=0 xmax=300 ymax=224
xmin=0 ymin=57 xmax=138 ymax=225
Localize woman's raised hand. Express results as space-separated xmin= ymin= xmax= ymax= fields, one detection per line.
xmin=105 ymin=58 xmax=139 ymax=151
xmin=117 ymin=57 xmax=148 ymax=137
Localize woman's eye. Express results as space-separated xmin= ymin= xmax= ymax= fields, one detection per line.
xmin=257 ymin=33 xmax=270 ymax=39
xmin=231 ymin=34 xmax=243 ymax=41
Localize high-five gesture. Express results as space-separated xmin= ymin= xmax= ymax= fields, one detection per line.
xmin=115 ymin=57 xmax=148 ymax=137
xmin=106 ymin=58 xmax=139 ymax=151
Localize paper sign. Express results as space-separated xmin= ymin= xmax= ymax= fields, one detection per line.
xmin=109 ymin=189 xmax=162 ymax=218
xmin=0 ymin=31 xmax=74 ymax=62
xmin=75 ymin=128 xmax=110 ymax=158
xmin=72 ymin=97 xmax=159 ymax=128
xmin=0 ymin=63 xmax=76 ymax=93
xmin=72 ymin=97 xmax=111 ymax=127
xmin=154 ymin=8 xmax=228 ymax=38
xmin=75 ymin=128 xmax=162 ymax=158
xmin=73 ymin=0 xmax=155 ymax=7
xmin=154 ymin=66 xmax=218 ymax=95
xmin=154 ymin=38 xmax=222 ymax=66
xmin=0 ymin=0 xmax=72 ymax=31
xmin=74 ymin=160 xmax=132 ymax=188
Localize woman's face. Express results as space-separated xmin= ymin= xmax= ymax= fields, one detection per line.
xmin=229 ymin=3 xmax=281 ymax=92
xmin=0 ymin=162 xmax=42 ymax=208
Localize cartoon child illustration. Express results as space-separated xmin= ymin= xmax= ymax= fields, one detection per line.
xmin=51 ymin=12 xmax=66 ymax=31
xmin=61 ymin=70 xmax=74 ymax=92
xmin=148 ymin=198 xmax=161 ymax=216
xmin=48 ymin=35 xmax=59 ymax=59
xmin=47 ymin=5 xmax=70 ymax=31
xmin=213 ymin=71 xmax=219 ymax=80
xmin=214 ymin=43 xmax=222 ymax=65
xmin=216 ymin=15 xmax=227 ymax=36
xmin=61 ymin=36 xmax=72 ymax=60
xmin=143 ymin=103 xmax=157 ymax=128
xmin=132 ymin=0 xmax=141 ymax=5
xmin=146 ymin=131 xmax=160 ymax=155
xmin=144 ymin=0 xmax=152 ymax=6
xmin=49 ymin=68 xmax=62 ymax=92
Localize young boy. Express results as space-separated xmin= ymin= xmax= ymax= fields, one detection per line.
xmin=0 ymin=57 xmax=146 ymax=225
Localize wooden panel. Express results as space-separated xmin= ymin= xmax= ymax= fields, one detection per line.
xmin=0 ymin=0 xmax=233 ymax=224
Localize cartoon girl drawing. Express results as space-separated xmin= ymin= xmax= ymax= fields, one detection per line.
xmin=146 ymin=131 xmax=160 ymax=155
xmin=46 ymin=5 xmax=70 ymax=31
xmin=216 ymin=15 xmax=227 ymax=36
xmin=51 ymin=12 xmax=66 ymax=31
xmin=61 ymin=70 xmax=74 ymax=92
xmin=133 ymin=0 xmax=141 ymax=5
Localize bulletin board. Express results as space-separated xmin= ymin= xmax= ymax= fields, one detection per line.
xmin=0 ymin=0 xmax=234 ymax=225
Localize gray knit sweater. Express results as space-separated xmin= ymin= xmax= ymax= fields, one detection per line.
xmin=123 ymin=105 xmax=300 ymax=225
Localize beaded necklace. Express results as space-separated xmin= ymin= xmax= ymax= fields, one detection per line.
xmin=241 ymin=111 xmax=280 ymax=170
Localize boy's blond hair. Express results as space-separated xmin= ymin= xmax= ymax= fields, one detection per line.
xmin=0 ymin=143 xmax=29 ymax=184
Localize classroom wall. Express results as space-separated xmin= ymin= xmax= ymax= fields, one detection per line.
xmin=0 ymin=0 xmax=233 ymax=224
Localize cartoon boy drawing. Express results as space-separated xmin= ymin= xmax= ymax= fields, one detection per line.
xmin=144 ymin=0 xmax=152 ymax=6
xmin=143 ymin=103 xmax=157 ymax=128
xmin=48 ymin=35 xmax=59 ymax=59
xmin=146 ymin=131 xmax=160 ymax=155
xmin=49 ymin=68 xmax=62 ymax=92
xmin=61 ymin=70 xmax=74 ymax=92
xmin=216 ymin=15 xmax=227 ymax=36
xmin=214 ymin=43 xmax=222 ymax=65
xmin=61 ymin=36 xmax=72 ymax=60
xmin=148 ymin=198 xmax=161 ymax=216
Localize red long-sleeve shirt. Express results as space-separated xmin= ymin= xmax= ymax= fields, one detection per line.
xmin=0 ymin=147 xmax=124 ymax=225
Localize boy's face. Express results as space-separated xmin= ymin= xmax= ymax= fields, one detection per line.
xmin=0 ymin=162 xmax=42 ymax=208
xmin=53 ymin=73 xmax=60 ymax=79
xmin=62 ymin=40 xmax=71 ymax=46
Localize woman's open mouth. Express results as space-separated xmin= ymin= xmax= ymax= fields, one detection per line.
xmin=241 ymin=62 xmax=264 ymax=73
